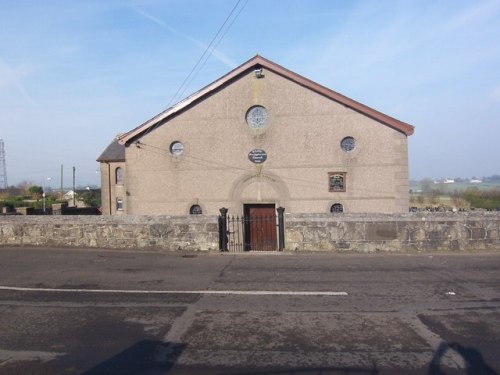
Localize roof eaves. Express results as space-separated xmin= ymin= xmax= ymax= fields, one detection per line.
xmin=257 ymin=57 xmax=415 ymax=136
xmin=118 ymin=55 xmax=414 ymax=142
xmin=117 ymin=55 xmax=265 ymax=145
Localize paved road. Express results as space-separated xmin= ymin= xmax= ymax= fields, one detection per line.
xmin=0 ymin=247 xmax=499 ymax=375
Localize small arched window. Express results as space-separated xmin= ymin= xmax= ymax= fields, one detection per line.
xmin=330 ymin=203 xmax=344 ymax=213
xmin=115 ymin=167 xmax=123 ymax=184
xmin=190 ymin=204 xmax=202 ymax=215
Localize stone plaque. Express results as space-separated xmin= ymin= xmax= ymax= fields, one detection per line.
xmin=248 ymin=149 xmax=267 ymax=164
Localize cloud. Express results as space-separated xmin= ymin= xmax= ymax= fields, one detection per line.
xmin=0 ymin=58 xmax=34 ymax=103
xmin=128 ymin=5 xmax=236 ymax=69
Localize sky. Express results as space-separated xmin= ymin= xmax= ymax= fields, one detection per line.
xmin=1 ymin=0 xmax=500 ymax=188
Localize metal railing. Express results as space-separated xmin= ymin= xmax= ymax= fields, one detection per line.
xmin=219 ymin=207 xmax=285 ymax=252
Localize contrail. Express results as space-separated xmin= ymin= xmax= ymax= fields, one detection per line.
xmin=129 ymin=5 xmax=236 ymax=69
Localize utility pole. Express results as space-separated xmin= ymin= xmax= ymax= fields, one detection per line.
xmin=72 ymin=166 xmax=76 ymax=207
xmin=60 ymin=164 xmax=63 ymax=198
xmin=0 ymin=139 xmax=8 ymax=189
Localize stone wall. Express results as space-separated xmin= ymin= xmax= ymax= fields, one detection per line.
xmin=1 ymin=212 xmax=499 ymax=252
xmin=285 ymin=212 xmax=500 ymax=252
xmin=0 ymin=215 xmax=220 ymax=251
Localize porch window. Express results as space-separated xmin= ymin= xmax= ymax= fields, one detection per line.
xmin=329 ymin=172 xmax=346 ymax=192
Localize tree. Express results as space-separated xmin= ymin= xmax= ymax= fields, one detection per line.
xmin=483 ymin=175 xmax=500 ymax=182
xmin=16 ymin=181 xmax=32 ymax=194
xmin=28 ymin=185 xmax=43 ymax=199
xmin=79 ymin=191 xmax=101 ymax=208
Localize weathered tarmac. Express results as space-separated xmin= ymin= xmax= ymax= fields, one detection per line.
xmin=0 ymin=247 xmax=498 ymax=374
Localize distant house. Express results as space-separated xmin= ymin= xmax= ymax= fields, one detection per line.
xmin=97 ymin=55 xmax=414 ymax=216
xmin=63 ymin=189 xmax=97 ymax=208
xmin=64 ymin=190 xmax=75 ymax=201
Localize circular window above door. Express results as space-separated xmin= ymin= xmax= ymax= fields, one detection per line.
xmin=340 ymin=137 xmax=356 ymax=152
xmin=246 ymin=105 xmax=268 ymax=129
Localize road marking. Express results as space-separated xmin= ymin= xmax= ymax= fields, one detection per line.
xmin=0 ymin=286 xmax=347 ymax=296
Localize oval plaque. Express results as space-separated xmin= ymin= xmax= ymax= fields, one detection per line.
xmin=248 ymin=149 xmax=267 ymax=164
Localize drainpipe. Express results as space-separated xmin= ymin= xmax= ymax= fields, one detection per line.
xmin=72 ymin=166 xmax=76 ymax=207
xmin=106 ymin=162 xmax=112 ymax=215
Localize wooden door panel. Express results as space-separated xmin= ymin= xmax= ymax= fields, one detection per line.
xmin=245 ymin=204 xmax=276 ymax=251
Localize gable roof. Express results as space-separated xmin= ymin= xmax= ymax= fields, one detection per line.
xmin=97 ymin=138 xmax=125 ymax=162
xmin=118 ymin=55 xmax=414 ymax=145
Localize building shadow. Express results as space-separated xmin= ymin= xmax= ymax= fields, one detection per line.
xmin=223 ymin=365 xmax=379 ymax=374
xmin=79 ymin=340 xmax=498 ymax=375
xmin=82 ymin=340 xmax=186 ymax=375
xmin=428 ymin=341 xmax=497 ymax=375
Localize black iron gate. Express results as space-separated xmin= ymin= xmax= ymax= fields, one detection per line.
xmin=219 ymin=207 xmax=285 ymax=252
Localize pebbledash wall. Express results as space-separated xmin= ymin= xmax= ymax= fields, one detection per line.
xmin=1 ymin=212 xmax=500 ymax=252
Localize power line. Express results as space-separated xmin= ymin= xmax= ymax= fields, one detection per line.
xmin=135 ymin=141 xmax=394 ymax=196
xmin=166 ymin=0 xmax=248 ymax=109
xmin=175 ymin=0 xmax=249 ymax=104
xmin=132 ymin=0 xmax=248 ymax=145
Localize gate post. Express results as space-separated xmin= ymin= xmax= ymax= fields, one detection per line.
xmin=277 ymin=206 xmax=285 ymax=251
xmin=219 ymin=207 xmax=228 ymax=252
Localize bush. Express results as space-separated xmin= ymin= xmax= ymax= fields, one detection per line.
xmin=462 ymin=188 xmax=500 ymax=210
xmin=1 ymin=196 xmax=25 ymax=208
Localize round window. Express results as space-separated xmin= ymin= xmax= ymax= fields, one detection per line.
xmin=341 ymin=137 xmax=356 ymax=152
xmin=190 ymin=205 xmax=202 ymax=215
xmin=169 ymin=141 xmax=184 ymax=156
xmin=330 ymin=203 xmax=344 ymax=213
xmin=246 ymin=105 xmax=268 ymax=129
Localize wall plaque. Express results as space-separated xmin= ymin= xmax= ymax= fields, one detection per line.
xmin=248 ymin=149 xmax=267 ymax=164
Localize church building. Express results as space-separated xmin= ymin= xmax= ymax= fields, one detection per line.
xmin=97 ymin=55 xmax=414 ymax=216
